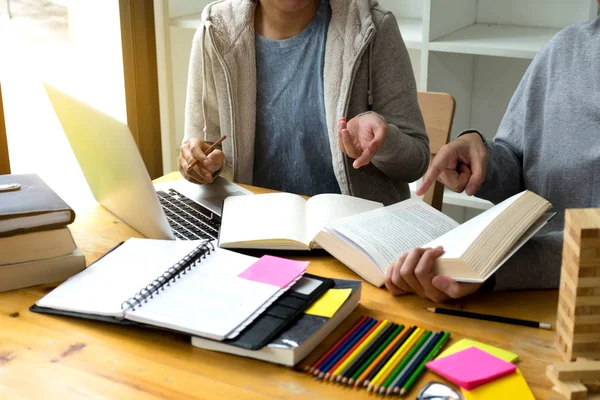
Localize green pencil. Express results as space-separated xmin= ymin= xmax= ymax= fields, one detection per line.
xmin=379 ymin=331 xmax=433 ymax=395
xmin=348 ymin=325 xmax=404 ymax=386
xmin=399 ymin=332 xmax=451 ymax=396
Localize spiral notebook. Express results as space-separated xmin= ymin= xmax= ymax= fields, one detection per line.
xmin=32 ymin=238 xmax=307 ymax=341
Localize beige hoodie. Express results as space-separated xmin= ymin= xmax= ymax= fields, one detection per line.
xmin=184 ymin=0 xmax=430 ymax=205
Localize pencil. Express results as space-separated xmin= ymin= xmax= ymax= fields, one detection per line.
xmin=399 ymin=332 xmax=451 ymax=397
xmin=380 ymin=331 xmax=434 ymax=395
xmin=328 ymin=320 xmax=385 ymax=381
xmin=424 ymin=307 xmax=552 ymax=329
xmin=360 ymin=326 xmax=415 ymax=387
xmin=349 ymin=324 xmax=404 ymax=387
xmin=319 ymin=318 xmax=376 ymax=379
xmin=386 ymin=332 xmax=440 ymax=395
xmin=307 ymin=316 xmax=368 ymax=374
xmin=186 ymin=135 xmax=226 ymax=171
xmin=340 ymin=323 xmax=398 ymax=384
xmin=368 ymin=328 xmax=424 ymax=392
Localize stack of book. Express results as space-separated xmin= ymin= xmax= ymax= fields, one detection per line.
xmin=0 ymin=174 xmax=86 ymax=292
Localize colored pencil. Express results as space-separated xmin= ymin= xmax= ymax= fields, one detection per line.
xmin=399 ymin=332 xmax=451 ymax=396
xmin=340 ymin=323 xmax=398 ymax=384
xmin=379 ymin=331 xmax=435 ymax=395
xmin=424 ymin=307 xmax=552 ymax=329
xmin=367 ymin=328 xmax=424 ymax=392
xmin=328 ymin=320 xmax=386 ymax=381
xmin=308 ymin=316 xmax=368 ymax=375
xmin=361 ymin=326 xmax=416 ymax=387
xmin=348 ymin=324 xmax=404 ymax=386
xmin=319 ymin=318 xmax=376 ymax=379
xmin=373 ymin=330 xmax=430 ymax=394
xmin=186 ymin=135 xmax=227 ymax=171
xmin=385 ymin=332 xmax=440 ymax=395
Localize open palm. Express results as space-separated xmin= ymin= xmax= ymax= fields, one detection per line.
xmin=338 ymin=113 xmax=388 ymax=169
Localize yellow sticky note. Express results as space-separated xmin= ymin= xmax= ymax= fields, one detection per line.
xmin=304 ymin=288 xmax=352 ymax=318
xmin=462 ymin=369 xmax=534 ymax=400
xmin=437 ymin=339 xmax=518 ymax=363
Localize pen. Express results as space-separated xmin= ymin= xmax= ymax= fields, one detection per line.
xmin=424 ymin=307 xmax=552 ymax=329
xmin=186 ymin=135 xmax=227 ymax=172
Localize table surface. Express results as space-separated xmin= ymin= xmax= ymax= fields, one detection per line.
xmin=0 ymin=173 xmax=561 ymax=399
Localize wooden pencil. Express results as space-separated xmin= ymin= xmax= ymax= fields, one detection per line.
xmin=340 ymin=323 xmax=398 ymax=384
xmin=186 ymin=135 xmax=226 ymax=171
xmin=308 ymin=316 xmax=368 ymax=375
xmin=332 ymin=320 xmax=390 ymax=382
xmin=360 ymin=326 xmax=415 ymax=387
xmin=327 ymin=320 xmax=383 ymax=381
xmin=399 ymin=332 xmax=451 ymax=397
xmin=385 ymin=332 xmax=439 ymax=395
xmin=348 ymin=324 xmax=404 ymax=387
xmin=319 ymin=318 xmax=376 ymax=379
xmin=379 ymin=331 xmax=434 ymax=395
xmin=368 ymin=328 xmax=424 ymax=392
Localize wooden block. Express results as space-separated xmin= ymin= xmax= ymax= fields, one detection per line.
xmin=547 ymin=365 xmax=589 ymax=400
xmin=554 ymin=361 xmax=600 ymax=381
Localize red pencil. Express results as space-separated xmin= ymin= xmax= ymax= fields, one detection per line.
xmin=308 ymin=316 xmax=368 ymax=375
xmin=325 ymin=320 xmax=383 ymax=381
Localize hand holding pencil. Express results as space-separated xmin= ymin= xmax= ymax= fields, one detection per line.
xmin=179 ymin=136 xmax=226 ymax=185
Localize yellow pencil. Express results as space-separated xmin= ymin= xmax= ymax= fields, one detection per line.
xmin=330 ymin=320 xmax=390 ymax=379
xmin=368 ymin=328 xmax=423 ymax=391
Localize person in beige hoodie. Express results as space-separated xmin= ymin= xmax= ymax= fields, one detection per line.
xmin=179 ymin=0 xmax=430 ymax=205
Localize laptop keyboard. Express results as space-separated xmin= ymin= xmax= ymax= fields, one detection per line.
xmin=156 ymin=189 xmax=221 ymax=241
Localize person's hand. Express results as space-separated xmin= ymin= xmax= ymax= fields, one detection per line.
xmin=417 ymin=133 xmax=487 ymax=197
xmin=178 ymin=138 xmax=224 ymax=184
xmin=384 ymin=247 xmax=483 ymax=303
xmin=338 ymin=113 xmax=388 ymax=169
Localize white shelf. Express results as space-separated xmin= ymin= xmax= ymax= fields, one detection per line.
xmin=398 ymin=18 xmax=423 ymax=49
xmin=429 ymin=23 xmax=561 ymax=59
xmin=170 ymin=12 xmax=202 ymax=29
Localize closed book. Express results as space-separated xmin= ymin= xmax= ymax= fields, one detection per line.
xmin=0 ymin=227 xmax=77 ymax=265
xmin=0 ymin=249 xmax=86 ymax=292
xmin=191 ymin=279 xmax=362 ymax=366
xmin=0 ymin=173 xmax=75 ymax=237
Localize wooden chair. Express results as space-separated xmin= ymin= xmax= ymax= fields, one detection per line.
xmin=417 ymin=92 xmax=455 ymax=211
xmin=0 ymin=83 xmax=9 ymax=175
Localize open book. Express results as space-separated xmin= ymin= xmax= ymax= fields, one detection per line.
xmin=33 ymin=239 xmax=307 ymax=341
xmin=219 ymin=193 xmax=382 ymax=250
xmin=315 ymin=191 xmax=552 ymax=286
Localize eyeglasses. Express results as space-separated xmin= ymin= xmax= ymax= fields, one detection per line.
xmin=416 ymin=381 xmax=464 ymax=400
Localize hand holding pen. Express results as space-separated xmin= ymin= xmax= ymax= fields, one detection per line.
xmin=179 ymin=136 xmax=226 ymax=185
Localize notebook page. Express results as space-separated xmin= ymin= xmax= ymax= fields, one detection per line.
xmin=35 ymin=239 xmax=203 ymax=317
xmin=329 ymin=199 xmax=459 ymax=271
xmin=125 ymin=248 xmax=285 ymax=340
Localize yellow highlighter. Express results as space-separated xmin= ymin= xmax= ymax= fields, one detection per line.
xmin=368 ymin=328 xmax=424 ymax=391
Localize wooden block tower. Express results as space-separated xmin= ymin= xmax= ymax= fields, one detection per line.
xmin=557 ymin=209 xmax=600 ymax=362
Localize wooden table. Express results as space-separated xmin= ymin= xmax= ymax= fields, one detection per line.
xmin=0 ymin=173 xmax=561 ymax=399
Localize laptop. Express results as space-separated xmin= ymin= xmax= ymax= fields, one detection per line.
xmin=44 ymin=84 xmax=251 ymax=241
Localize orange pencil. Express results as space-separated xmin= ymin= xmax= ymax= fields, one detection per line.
xmin=186 ymin=135 xmax=226 ymax=171
xmin=355 ymin=326 xmax=411 ymax=387
xmin=325 ymin=320 xmax=383 ymax=381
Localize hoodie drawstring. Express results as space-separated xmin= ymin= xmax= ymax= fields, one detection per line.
xmin=367 ymin=40 xmax=374 ymax=111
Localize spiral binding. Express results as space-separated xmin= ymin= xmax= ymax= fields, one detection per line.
xmin=121 ymin=240 xmax=215 ymax=312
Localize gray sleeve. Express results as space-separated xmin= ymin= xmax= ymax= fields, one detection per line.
xmin=368 ymin=13 xmax=430 ymax=183
xmin=492 ymin=231 xmax=562 ymax=291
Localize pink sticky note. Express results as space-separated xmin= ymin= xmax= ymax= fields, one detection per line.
xmin=426 ymin=347 xmax=517 ymax=390
xmin=238 ymin=256 xmax=308 ymax=288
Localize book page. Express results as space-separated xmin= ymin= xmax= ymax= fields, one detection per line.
xmin=305 ymin=194 xmax=383 ymax=243
xmin=329 ymin=199 xmax=459 ymax=271
xmin=219 ymin=193 xmax=308 ymax=246
xmin=35 ymin=239 xmax=203 ymax=317
xmin=423 ymin=191 xmax=527 ymax=258
xmin=126 ymin=248 xmax=292 ymax=340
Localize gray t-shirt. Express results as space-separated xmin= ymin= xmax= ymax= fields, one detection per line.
xmin=252 ymin=0 xmax=340 ymax=196
xmin=476 ymin=17 xmax=600 ymax=291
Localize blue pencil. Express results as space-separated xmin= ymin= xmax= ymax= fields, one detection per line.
xmin=318 ymin=318 xmax=376 ymax=379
